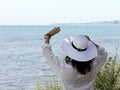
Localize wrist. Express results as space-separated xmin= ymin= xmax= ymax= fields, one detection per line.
xmin=44 ymin=34 xmax=51 ymax=44
xmin=44 ymin=34 xmax=51 ymax=38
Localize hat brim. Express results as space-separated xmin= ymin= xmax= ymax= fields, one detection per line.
xmin=61 ymin=37 xmax=97 ymax=62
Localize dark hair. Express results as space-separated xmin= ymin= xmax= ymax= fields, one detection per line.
xmin=65 ymin=56 xmax=94 ymax=75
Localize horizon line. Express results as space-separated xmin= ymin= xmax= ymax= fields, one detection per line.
xmin=0 ymin=20 xmax=120 ymax=26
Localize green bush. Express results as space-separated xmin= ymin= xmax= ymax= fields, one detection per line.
xmin=36 ymin=57 xmax=120 ymax=90
xmin=94 ymin=57 xmax=120 ymax=90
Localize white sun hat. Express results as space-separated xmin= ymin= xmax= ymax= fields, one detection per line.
xmin=61 ymin=35 xmax=97 ymax=62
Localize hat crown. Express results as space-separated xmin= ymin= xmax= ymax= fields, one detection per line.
xmin=72 ymin=35 xmax=89 ymax=49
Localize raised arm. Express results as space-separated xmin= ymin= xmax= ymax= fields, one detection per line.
xmin=42 ymin=27 xmax=61 ymax=70
xmin=85 ymin=35 xmax=108 ymax=69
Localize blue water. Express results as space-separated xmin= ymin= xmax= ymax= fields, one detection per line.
xmin=0 ymin=25 xmax=120 ymax=90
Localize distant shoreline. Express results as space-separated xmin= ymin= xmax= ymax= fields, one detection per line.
xmin=52 ymin=20 xmax=120 ymax=26
xmin=0 ymin=20 xmax=120 ymax=26
xmin=51 ymin=24 xmax=120 ymax=26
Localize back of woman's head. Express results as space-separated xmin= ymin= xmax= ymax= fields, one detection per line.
xmin=65 ymin=56 xmax=94 ymax=75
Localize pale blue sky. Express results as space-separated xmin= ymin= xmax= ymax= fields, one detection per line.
xmin=0 ymin=0 xmax=120 ymax=25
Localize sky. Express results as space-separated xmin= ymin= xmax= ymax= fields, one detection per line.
xmin=0 ymin=0 xmax=120 ymax=25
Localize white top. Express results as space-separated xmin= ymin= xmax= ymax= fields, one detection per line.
xmin=41 ymin=44 xmax=108 ymax=90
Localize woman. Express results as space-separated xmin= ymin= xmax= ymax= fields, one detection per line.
xmin=41 ymin=27 xmax=108 ymax=90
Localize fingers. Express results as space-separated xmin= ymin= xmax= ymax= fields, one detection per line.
xmin=85 ymin=35 xmax=91 ymax=41
xmin=54 ymin=27 xmax=61 ymax=31
xmin=51 ymin=28 xmax=60 ymax=35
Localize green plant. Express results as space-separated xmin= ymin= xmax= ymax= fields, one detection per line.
xmin=94 ymin=57 xmax=120 ymax=90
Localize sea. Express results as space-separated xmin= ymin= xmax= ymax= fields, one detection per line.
xmin=0 ymin=25 xmax=120 ymax=90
